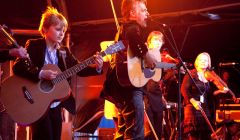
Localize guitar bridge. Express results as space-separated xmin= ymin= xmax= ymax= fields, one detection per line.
xmin=22 ymin=86 xmax=34 ymax=104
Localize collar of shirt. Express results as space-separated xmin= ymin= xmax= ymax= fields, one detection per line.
xmin=45 ymin=47 xmax=58 ymax=65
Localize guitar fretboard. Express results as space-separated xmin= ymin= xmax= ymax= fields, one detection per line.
xmin=52 ymin=51 xmax=106 ymax=84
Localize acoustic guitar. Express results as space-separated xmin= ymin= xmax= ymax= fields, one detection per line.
xmin=0 ymin=41 xmax=125 ymax=125
xmin=127 ymin=47 xmax=176 ymax=87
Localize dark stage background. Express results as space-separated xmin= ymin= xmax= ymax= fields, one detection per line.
xmin=0 ymin=0 xmax=240 ymax=66
xmin=0 ymin=0 xmax=240 ymax=135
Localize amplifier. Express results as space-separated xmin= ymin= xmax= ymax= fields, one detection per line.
xmin=216 ymin=104 xmax=240 ymax=123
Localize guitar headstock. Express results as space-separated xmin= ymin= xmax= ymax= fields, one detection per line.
xmin=0 ymin=24 xmax=19 ymax=48
xmin=103 ymin=41 xmax=125 ymax=56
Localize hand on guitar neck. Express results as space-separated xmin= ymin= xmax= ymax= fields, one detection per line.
xmin=143 ymin=51 xmax=157 ymax=69
xmin=127 ymin=48 xmax=177 ymax=87
xmin=0 ymin=41 xmax=125 ymax=125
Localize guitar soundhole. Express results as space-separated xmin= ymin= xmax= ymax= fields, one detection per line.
xmin=39 ymin=80 xmax=54 ymax=93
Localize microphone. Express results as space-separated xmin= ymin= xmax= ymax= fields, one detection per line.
xmin=148 ymin=16 xmax=167 ymax=27
xmin=219 ymin=62 xmax=239 ymax=67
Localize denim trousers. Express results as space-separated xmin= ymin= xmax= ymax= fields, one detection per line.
xmin=115 ymin=90 xmax=144 ymax=140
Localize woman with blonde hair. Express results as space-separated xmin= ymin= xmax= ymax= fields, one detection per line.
xmin=181 ymin=52 xmax=227 ymax=139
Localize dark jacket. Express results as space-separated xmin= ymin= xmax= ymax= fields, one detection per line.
xmin=181 ymin=69 xmax=211 ymax=106
xmin=101 ymin=21 xmax=148 ymax=106
xmin=13 ymin=38 xmax=101 ymax=114
xmin=0 ymin=50 xmax=14 ymax=63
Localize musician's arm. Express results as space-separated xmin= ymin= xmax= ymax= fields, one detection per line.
xmin=125 ymin=25 xmax=148 ymax=58
xmin=213 ymin=88 xmax=229 ymax=95
xmin=0 ymin=50 xmax=15 ymax=63
xmin=181 ymin=71 xmax=202 ymax=110
xmin=181 ymin=73 xmax=194 ymax=105
xmin=0 ymin=44 xmax=29 ymax=63
xmin=12 ymin=58 xmax=40 ymax=82
xmin=126 ymin=24 xmax=156 ymax=68
xmin=63 ymin=47 xmax=103 ymax=77
xmin=12 ymin=40 xmax=40 ymax=82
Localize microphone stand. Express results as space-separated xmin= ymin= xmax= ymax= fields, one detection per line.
xmin=151 ymin=19 xmax=210 ymax=139
xmin=154 ymin=21 xmax=191 ymax=140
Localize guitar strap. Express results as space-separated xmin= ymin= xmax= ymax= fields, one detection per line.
xmin=114 ymin=25 xmax=133 ymax=87
xmin=110 ymin=25 xmax=123 ymax=68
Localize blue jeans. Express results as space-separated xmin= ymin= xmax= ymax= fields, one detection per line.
xmin=115 ymin=90 xmax=144 ymax=140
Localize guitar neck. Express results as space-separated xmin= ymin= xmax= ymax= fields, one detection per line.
xmin=50 ymin=40 xmax=124 ymax=84
xmin=155 ymin=62 xmax=176 ymax=69
xmin=52 ymin=51 xmax=106 ymax=84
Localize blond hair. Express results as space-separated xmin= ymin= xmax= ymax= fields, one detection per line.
xmin=147 ymin=31 xmax=164 ymax=45
xmin=121 ymin=0 xmax=147 ymax=22
xmin=194 ymin=52 xmax=211 ymax=70
xmin=38 ymin=7 xmax=68 ymax=37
